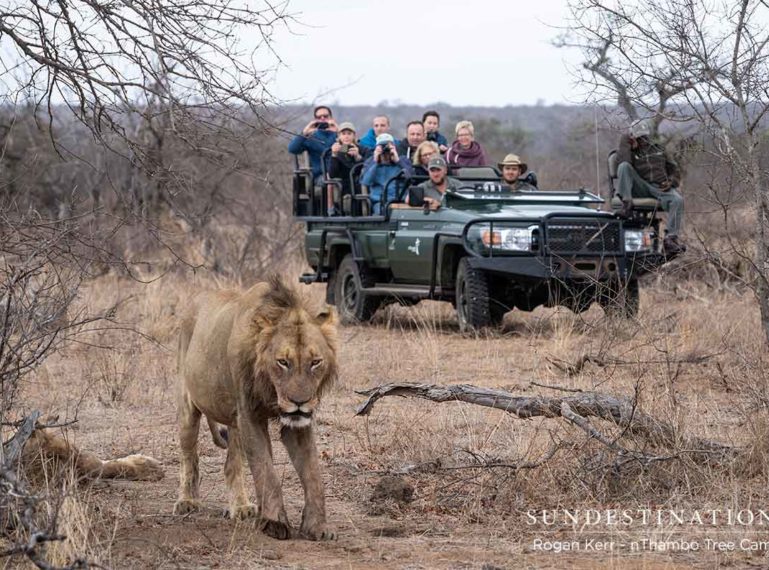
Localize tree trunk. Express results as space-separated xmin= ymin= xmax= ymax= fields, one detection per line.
xmin=747 ymin=142 xmax=769 ymax=345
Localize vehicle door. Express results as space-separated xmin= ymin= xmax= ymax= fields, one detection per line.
xmin=387 ymin=207 xmax=440 ymax=284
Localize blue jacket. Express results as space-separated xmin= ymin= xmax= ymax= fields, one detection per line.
xmin=288 ymin=128 xmax=337 ymax=178
xmin=361 ymin=156 xmax=414 ymax=208
xmin=359 ymin=128 xmax=400 ymax=150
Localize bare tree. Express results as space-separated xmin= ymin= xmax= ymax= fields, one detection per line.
xmin=562 ymin=0 xmax=769 ymax=344
xmin=0 ymin=207 xmax=117 ymax=568
xmin=0 ymin=0 xmax=295 ymax=164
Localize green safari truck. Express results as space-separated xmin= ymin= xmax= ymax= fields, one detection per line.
xmin=293 ymin=166 xmax=670 ymax=331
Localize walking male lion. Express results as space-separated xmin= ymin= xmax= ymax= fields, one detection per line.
xmin=174 ymin=276 xmax=338 ymax=540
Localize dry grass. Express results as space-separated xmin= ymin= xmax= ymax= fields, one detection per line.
xmin=13 ymin=268 xmax=769 ymax=568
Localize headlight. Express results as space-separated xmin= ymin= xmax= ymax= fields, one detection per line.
xmin=624 ymin=229 xmax=653 ymax=252
xmin=482 ymin=228 xmax=532 ymax=251
xmin=466 ymin=223 xmax=538 ymax=254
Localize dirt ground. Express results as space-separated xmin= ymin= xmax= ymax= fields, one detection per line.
xmin=18 ymin=274 xmax=769 ymax=569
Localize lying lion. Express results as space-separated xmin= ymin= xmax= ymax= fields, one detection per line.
xmin=21 ymin=427 xmax=164 ymax=481
xmin=174 ymin=276 xmax=338 ymax=541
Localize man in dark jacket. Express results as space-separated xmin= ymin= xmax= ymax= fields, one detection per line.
xmin=423 ymin=110 xmax=449 ymax=153
xmin=616 ymin=119 xmax=685 ymax=254
xmin=396 ymin=121 xmax=426 ymax=163
xmin=287 ymin=105 xmax=337 ymax=182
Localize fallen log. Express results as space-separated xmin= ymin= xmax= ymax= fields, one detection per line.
xmin=355 ymin=383 xmax=735 ymax=459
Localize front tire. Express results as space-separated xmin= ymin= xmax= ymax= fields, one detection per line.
xmin=334 ymin=254 xmax=381 ymax=324
xmin=456 ymin=258 xmax=493 ymax=332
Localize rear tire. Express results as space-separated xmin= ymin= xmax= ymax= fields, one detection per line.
xmin=456 ymin=258 xmax=493 ymax=333
xmin=334 ymin=254 xmax=381 ymax=324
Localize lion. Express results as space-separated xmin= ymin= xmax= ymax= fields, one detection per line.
xmin=19 ymin=427 xmax=164 ymax=482
xmin=173 ymin=275 xmax=338 ymax=541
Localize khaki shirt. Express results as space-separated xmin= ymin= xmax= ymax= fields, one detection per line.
xmin=417 ymin=177 xmax=462 ymax=202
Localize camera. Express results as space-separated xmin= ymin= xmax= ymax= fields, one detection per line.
xmin=338 ymin=144 xmax=350 ymax=154
xmin=378 ymin=143 xmax=391 ymax=160
xmin=315 ymin=121 xmax=329 ymax=130
xmin=426 ymin=132 xmax=438 ymax=142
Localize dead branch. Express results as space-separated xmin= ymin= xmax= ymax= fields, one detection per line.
xmin=547 ymin=352 xmax=717 ymax=377
xmin=0 ymin=410 xmax=39 ymax=468
xmin=356 ymin=383 xmax=734 ymax=458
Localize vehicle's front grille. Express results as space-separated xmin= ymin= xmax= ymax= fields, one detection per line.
xmin=545 ymin=219 xmax=622 ymax=255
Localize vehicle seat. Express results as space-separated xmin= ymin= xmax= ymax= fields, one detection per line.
xmin=452 ymin=166 xmax=500 ymax=180
xmin=607 ymin=150 xmax=661 ymax=212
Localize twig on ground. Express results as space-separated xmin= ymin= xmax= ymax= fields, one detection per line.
xmin=355 ymin=383 xmax=735 ymax=461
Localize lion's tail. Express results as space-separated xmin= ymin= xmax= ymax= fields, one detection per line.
xmin=207 ymin=417 xmax=229 ymax=449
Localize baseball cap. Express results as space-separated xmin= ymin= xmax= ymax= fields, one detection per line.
xmin=375 ymin=133 xmax=395 ymax=145
xmin=338 ymin=121 xmax=356 ymax=133
xmin=428 ymin=156 xmax=447 ymax=170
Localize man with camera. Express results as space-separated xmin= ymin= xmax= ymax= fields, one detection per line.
xmin=423 ymin=111 xmax=449 ymax=153
xmin=616 ymin=119 xmax=685 ymax=255
xmin=360 ymin=133 xmax=414 ymax=215
xmin=288 ymin=105 xmax=338 ymax=181
xmin=396 ymin=121 xmax=427 ymax=163
xmin=327 ymin=122 xmax=365 ymax=216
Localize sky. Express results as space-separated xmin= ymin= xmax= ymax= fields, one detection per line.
xmin=269 ymin=0 xmax=586 ymax=107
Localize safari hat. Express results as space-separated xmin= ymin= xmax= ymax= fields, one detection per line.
xmin=338 ymin=121 xmax=356 ymax=133
xmin=428 ymin=156 xmax=447 ymax=170
xmin=497 ymin=153 xmax=528 ymax=174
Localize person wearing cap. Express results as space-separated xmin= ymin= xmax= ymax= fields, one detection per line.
xmin=498 ymin=154 xmax=535 ymax=192
xmin=616 ymin=119 xmax=685 ymax=255
xmin=360 ymin=133 xmax=414 ymax=214
xmin=287 ymin=105 xmax=338 ymax=181
xmin=327 ymin=122 xmax=365 ymax=216
xmin=411 ymin=156 xmax=462 ymax=210
xmin=396 ymin=121 xmax=426 ymax=162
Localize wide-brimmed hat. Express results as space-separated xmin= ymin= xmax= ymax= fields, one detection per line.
xmin=497 ymin=153 xmax=528 ymax=174
xmin=338 ymin=121 xmax=356 ymax=133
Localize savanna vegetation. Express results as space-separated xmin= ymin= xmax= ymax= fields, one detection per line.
xmin=3 ymin=1 xmax=769 ymax=568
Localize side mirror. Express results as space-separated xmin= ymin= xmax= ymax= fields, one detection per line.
xmin=408 ymin=187 xmax=425 ymax=208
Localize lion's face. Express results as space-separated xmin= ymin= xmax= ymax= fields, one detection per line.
xmin=257 ymin=308 xmax=337 ymax=429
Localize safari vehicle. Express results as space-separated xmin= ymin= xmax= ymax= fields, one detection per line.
xmin=293 ymin=160 xmax=672 ymax=331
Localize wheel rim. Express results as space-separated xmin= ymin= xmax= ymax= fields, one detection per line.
xmin=341 ymin=272 xmax=358 ymax=316
xmin=457 ymin=277 xmax=468 ymax=327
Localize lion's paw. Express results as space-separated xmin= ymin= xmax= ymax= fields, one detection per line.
xmin=301 ymin=524 xmax=337 ymax=541
xmin=261 ymin=518 xmax=293 ymax=540
xmin=173 ymin=498 xmax=201 ymax=515
xmin=227 ymin=503 xmax=258 ymax=520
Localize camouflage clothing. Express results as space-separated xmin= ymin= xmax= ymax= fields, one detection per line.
xmin=616 ymin=135 xmax=681 ymax=188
